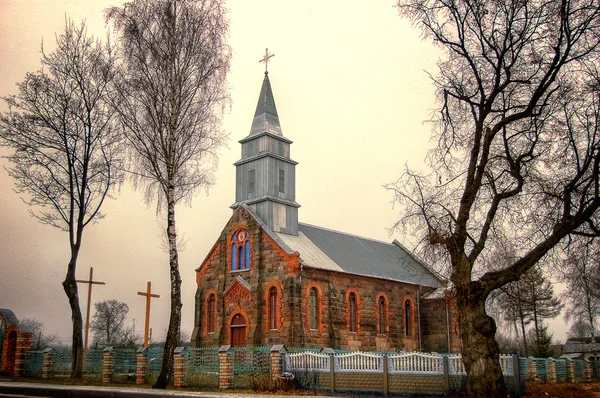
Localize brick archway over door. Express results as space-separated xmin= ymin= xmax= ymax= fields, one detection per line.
xmin=230 ymin=313 xmax=247 ymax=347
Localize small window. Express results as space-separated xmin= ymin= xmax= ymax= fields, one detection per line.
xmin=405 ymin=299 xmax=412 ymax=337
xmin=231 ymin=230 xmax=250 ymax=270
xmin=248 ymin=169 xmax=255 ymax=193
xmin=278 ymin=169 xmax=285 ymax=193
xmin=310 ymin=288 xmax=318 ymax=330
xmin=349 ymin=292 xmax=357 ymax=333
xmin=269 ymin=287 xmax=278 ymax=330
xmin=208 ymin=294 xmax=216 ymax=333
xmin=378 ymin=296 xmax=386 ymax=335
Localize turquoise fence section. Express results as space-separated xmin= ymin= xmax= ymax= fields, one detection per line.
xmin=23 ymin=350 xmax=44 ymax=377
xmin=574 ymin=359 xmax=585 ymax=379
xmin=555 ymin=359 xmax=567 ymax=382
xmin=113 ymin=348 xmax=137 ymax=382
xmin=231 ymin=346 xmax=271 ymax=389
xmin=145 ymin=347 xmax=164 ymax=383
xmin=53 ymin=348 xmax=72 ymax=376
xmin=185 ymin=347 xmax=219 ymax=388
xmin=84 ymin=349 xmax=103 ymax=379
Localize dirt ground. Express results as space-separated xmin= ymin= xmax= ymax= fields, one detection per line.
xmin=524 ymin=382 xmax=600 ymax=398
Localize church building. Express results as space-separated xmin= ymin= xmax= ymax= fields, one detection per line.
xmin=191 ymin=70 xmax=460 ymax=353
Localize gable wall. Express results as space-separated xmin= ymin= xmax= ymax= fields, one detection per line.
xmin=192 ymin=207 xmax=302 ymax=347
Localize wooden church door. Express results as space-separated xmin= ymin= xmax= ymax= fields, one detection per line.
xmin=230 ymin=313 xmax=247 ymax=346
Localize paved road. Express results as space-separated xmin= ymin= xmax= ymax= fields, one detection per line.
xmin=0 ymin=381 xmax=343 ymax=398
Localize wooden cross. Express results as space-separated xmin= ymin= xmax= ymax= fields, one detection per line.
xmin=259 ymin=48 xmax=275 ymax=72
xmin=137 ymin=281 xmax=160 ymax=347
xmin=76 ymin=267 xmax=105 ymax=350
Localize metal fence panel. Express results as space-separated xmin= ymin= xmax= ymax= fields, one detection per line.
xmin=24 ymin=350 xmax=44 ymax=377
xmin=232 ymin=346 xmax=271 ymax=389
xmin=185 ymin=347 xmax=219 ymax=388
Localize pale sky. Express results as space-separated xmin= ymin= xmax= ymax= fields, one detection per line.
xmin=0 ymin=1 xmax=568 ymax=345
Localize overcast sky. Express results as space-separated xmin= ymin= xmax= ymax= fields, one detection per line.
xmin=0 ymin=0 xmax=568 ymax=344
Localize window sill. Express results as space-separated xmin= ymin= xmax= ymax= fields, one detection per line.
xmin=230 ymin=269 xmax=250 ymax=273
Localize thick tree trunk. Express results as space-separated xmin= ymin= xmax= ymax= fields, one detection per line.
xmin=62 ymin=249 xmax=84 ymax=379
xmin=153 ymin=187 xmax=182 ymax=388
xmin=457 ymin=284 xmax=507 ymax=398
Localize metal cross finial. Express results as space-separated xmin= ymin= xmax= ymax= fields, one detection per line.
xmin=259 ymin=48 xmax=275 ymax=73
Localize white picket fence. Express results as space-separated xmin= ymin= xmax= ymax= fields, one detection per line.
xmin=286 ymin=350 xmax=515 ymax=377
xmin=285 ymin=351 xmax=330 ymax=372
xmin=388 ymin=352 xmax=443 ymax=374
xmin=336 ymin=352 xmax=384 ymax=373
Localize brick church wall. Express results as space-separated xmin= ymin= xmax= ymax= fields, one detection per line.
xmin=420 ymin=293 xmax=461 ymax=353
xmin=192 ymin=206 xmax=458 ymax=352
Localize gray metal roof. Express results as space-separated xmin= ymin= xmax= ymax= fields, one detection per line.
xmin=250 ymin=72 xmax=282 ymax=136
xmin=0 ymin=308 xmax=19 ymax=328
xmin=277 ymin=223 xmax=443 ymax=288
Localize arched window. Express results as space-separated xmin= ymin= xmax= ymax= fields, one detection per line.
xmin=349 ymin=292 xmax=357 ymax=333
xmin=269 ymin=287 xmax=278 ymax=330
xmin=309 ymin=287 xmax=318 ymax=330
xmin=405 ymin=299 xmax=412 ymax=337
xmin=378 ymin=296 xmax=386 ymax=335
xmin=231 ymin=229 xmax=250 ymax=270
xmin=208 ymin=294 xmax=216 ymax=333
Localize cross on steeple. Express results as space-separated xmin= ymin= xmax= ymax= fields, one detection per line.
xmin=137 ymin=281 xmax=160 ymax=347
xmin=259 ymin=48 xmax=275 ymax=73
xmin=76 ymin=267 xmax=105 ymax=350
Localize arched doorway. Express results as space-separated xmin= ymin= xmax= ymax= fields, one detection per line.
xmin=230 ymin=313 xmax=247 ymax=347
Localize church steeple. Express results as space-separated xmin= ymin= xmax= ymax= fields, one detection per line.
xmin=250 ymin=73 xmax=282 ymax=136
xmin=231 ymin=70 xmax=300 ymax=235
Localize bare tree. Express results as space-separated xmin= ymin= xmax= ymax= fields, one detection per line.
xmin=389 ymin=1 xmax=600 ymax=396
xmin=563 ymin=242 xmax=600 ymax=344
xmin=91 ymin=300 xmax=140 ymax=347
xmin=0 ymin=20 xmax=120 ymax=378
xmin=19 ymin=318 xmax=60 ymax=350
xmin=106 ymin=0 xmax=230 ymax=388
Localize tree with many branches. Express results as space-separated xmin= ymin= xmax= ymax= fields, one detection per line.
xmin=106 ymin=0 xmax=230 ymax=388
xmin=0 ymin=20 xmax=121 ymax=378
xmin=563 ymin=241 xmax=600 ymax=344
xmin=389 ymin=0 xmax=600 ymax=396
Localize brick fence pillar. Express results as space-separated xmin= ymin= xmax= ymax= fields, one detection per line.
xmin=174 ymin=347 xmax=185 ymax=387
xmin=567 ymin=359 xmax=575 ymax=383
xmin=270 ymin=345 xmax=286 ymax=380
xmin=13 ymin=332 xmax=33 ymax=377
xmin=218 ymin=345 xmax=233 ymax=389
xmin=584 ymin=361 xmax=592 ymax=382
xmin=547 ymin=359 xmax=556 ymax=384
xmin=136 ymin=347 xmax=147 ymax=385
xmin=527 ymin=358 xmax=537 ymax=381
xmin=42 ymin=348 xmax=55 ymax=379
xmin=103 ymin=347 xmax=113 ymax=383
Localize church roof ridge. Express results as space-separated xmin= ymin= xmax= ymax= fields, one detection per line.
xmin=297 ymin=221 xmax=397 ymax=246
xmin=249 ymin=72 xmax=282 ymax=136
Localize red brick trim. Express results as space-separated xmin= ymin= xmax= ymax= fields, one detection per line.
xmin=226 ymin=223 xmax=252 ymax=272
xmin=305 ymin=282 xmax=323 ymax=332
xmin=205 ymin=289 xmax=218 ymax=335
xmin=197 ymin=242 xmax=221 ymax=284
xmin=403 ymin=296 xmax=416 ymax=338
xmin=375 ymin=293 xmax=389 ymax=336
xmin=261 ymin=231 xmax=301 ymax=273
xmin=225 ymin=307 xmax=251 ymax=346
xmin=346 ymin=288 xmax=361 ymax=334
xmin=264 ymin=281 xmax=283 ymax=331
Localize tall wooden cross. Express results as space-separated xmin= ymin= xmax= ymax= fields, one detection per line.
xmin=76 ymin=267 xmax=105 ymax=350
xmin=137 ymin=281 xmax=160 ymax=347
xmin=259 ymin=48 xmax=275 ymax=72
